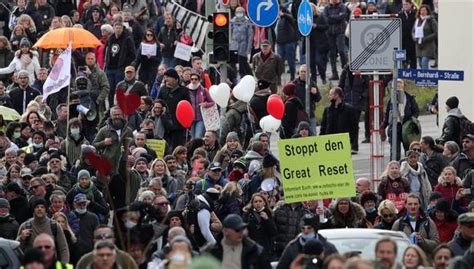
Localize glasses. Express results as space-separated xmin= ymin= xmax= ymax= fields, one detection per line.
xmin=18 ymin=77 xmax=28 ymax=80
xmin=382 ymin=214 xmax=394 ymax=218
xmin=36 ymin=245 xmax=52 ymax=250
xmin=146 ymin=33 xmax=153 ymax=37
xmin=50 ymin=160 xmax=60 ymax=164
xmin=95 ymin=233 xmax=114 ymax=240
xmin=190 ymin=78 xmax=199 ymax=81
xmin=156 ymin=202 xmax=169 ymax=206
xmin=412 ymin=148 xmax=421 ymax=152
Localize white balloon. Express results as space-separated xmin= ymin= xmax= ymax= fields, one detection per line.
xmin=259 ymin=115 xmax=281 ymax=133
xmin=233 ymin=75 xmax=256 ymax=102
xmin=209 ymin=83 xmax=230 ymax=108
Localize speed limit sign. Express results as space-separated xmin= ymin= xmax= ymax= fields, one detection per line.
xmin=349 ymin=18 xmax=401 ymax=71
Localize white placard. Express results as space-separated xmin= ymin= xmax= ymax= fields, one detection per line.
xmin=414 ymin=26 xmax=424 ymax=39
xmin=201 ymin=104 xmax=220 ymax=131
xmin=141 ymin=43 xmax=157 ymax=56
xmin=173 ymin=42 xmax=193 ymax=61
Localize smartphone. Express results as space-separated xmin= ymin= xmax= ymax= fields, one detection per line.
xmin=464 ymin=188 xmax=471 ymax=195
xmin=78 ymin=66 xmax=87 ymax=73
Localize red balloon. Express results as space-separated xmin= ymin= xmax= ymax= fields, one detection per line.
xmin=176 ymin=100 xmax=195 ymax=128
xmin=267 ymin=94 xmax=285 ymax=120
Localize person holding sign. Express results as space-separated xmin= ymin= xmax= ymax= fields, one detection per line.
xmin=132 ymin=29 xmax=161 ymax=89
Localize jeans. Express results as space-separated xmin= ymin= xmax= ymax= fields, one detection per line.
xmin=418 ymin=56 xmax=430 ymax=69
xmin=328 ymin=33 xmax=348 ymax=74
xmin=277 ymin=42 xmax=296 ymax=80
xmin=191 ymin=120 xmax=205 ymax=139
xmin=162 ymin=57 xmax=176 ymax=69
xmin=106 ymin=69 xmax=125 ymax=107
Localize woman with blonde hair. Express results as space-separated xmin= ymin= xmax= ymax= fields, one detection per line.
xmin=52 ymin=212 xmax=79 ymax=263
xmin=377 ymin=161 xmax=410 ymax=212
xmin=61 ymin=15 xmax=73 ymax=27
xmin=0 ymin=36 xmax=40 ymax=83
xmin=173 ymin=146 xmax=190 ymax=175
xmin=374 ymin=199 xmax=399 ymax=230
xmin=17 ymin=14 xmax=36 ymax=42
xmin=434 ymin=166 xmax=465 ymax=206
xmin=402 ymin=245 xmax=430 ymax=269
xmin=9 ymin=25 xmax=25 ymax=51
xmin=148 ymin=158 xmax=180 ymax=196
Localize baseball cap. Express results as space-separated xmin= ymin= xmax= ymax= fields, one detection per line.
xmin=20 ymin=168 xmax=33 ymax=178
xmin=125 ymin=66 xmax=135 ymax=73
xmin=209 ymin=162 xmax=223 ymax=171
xmin=223 ymin=214 xmax=247 ymax=231
xmin=74 ymin=193 xmax=89 ymax=204
xmin=261 ymin=40 xmax=271 ymax=46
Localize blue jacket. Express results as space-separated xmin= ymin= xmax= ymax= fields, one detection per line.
xmin=196 ymin=173 xmax=228 ymax=191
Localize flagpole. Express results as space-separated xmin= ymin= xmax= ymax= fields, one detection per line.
xmin=66 ymin=43 xmax=71 ymax=159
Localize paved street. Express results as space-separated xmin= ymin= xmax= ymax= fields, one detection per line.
xmin=270 ymin=114 xmax=439 ymax=179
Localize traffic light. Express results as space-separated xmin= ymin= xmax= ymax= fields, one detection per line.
xmin=212 ymin=12 xmax=230 ymax=62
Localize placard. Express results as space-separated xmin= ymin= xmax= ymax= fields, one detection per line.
xmin=141 ymin=43 xmax=157 ymax=56
xmin=277 ymin=133 xmax=356 ymax=203
xmin=147 ymin=139 xmax=166 ymax=158
xmin=174 ymin=42 xmax=193 ymax=61
xmin=201 ymin=104 xmax=220 ymax=131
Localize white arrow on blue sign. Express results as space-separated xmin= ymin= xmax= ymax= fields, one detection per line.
xmin=247 ymin=0 xmax=279 ymax=27
xmin=297 ymin=0 xmax=313 ymax=37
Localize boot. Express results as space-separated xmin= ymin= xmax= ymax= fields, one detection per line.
xmin=329 ymin=72 xmax=339 ymax=80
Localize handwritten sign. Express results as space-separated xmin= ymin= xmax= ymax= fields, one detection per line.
xmin=147 ymin=139 xmax=166 ymax=159
xmin=141 ymin=43 xmax=157 ymax=56
xmin=174 ymin=42 xmax=193 ymax=61
xmin=201 ymin=104 xmax=220 ymax=131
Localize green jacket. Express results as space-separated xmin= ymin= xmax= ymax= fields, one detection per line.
xmin=219 ymin=100 xmax=248 ymax=147
xmin=93 ymin=118 xmax=133 ymax=173
xmin=88 ymin=65 xmax=110 ymax=104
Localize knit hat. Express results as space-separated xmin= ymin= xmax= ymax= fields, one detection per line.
xmin=0 ymin=198 xmax=10 ymax=208
xmin=233 ymin=157 xmax=247 ymax=170
xmin=282 ymin=83 xmax=296 ymax=96
xmin=445 ymin=96 xmax=459 ymax=109
xmin=303 ymin=239 xmax=324 ymax=255
xmin=77 ymin=169 xmax=90 ymax=180
xmin=429 ymin=192 xmax=443 ymax=201
xmin=31 ymin=197 xmax=47 ymax=209
xmin=20 ymin=37 xmax=31 ymax=48
xmin=226 ymin=131 xmax=239 ymax=142
xmin=297 ymin=121 xmax=310 ymax=132
xmin=81 ymin=145 xmax=96 ymax=159
xmin=301 ymin=213 xmax=318 ymax=229
xmin=18 ymin=70 xmax=29 ymax=79
xmin=32 ymin=166 xmax=48 ymax=176
xmin=134 ymin=157 xmax=148 ymax=166
xmin=360 ymin=191 xmax=377 ymax=206
xmin=257 ymin=80 xmax=271 ymax=90
xmin=262 ymin=154 xmax=278 ymax=168
xmin=24 ymin=154 xmax=36 ymax=166
xmin=164 ymin=69 xmax=180 ymax=80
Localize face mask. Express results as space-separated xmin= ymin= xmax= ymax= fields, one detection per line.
xmin=366 ymin=207 xmax=376 ymax=213
xmin=330 ymin=99 xmax=337 ymax=105
xmin=13 ymin=132 xmax=21 ymax=139
xmin=253 ymin=207 xmax=264 ymax=213
xmin=301 ymin=232 xmax=315 ymax=241
xmin=0 ymin=214 xmax=9 ymax=221
xmin=125 ymin=220 xmax=137 ymax=229
xmin=70 ymin=128 xmax=80 ymax=137
xmin=33 ymin=142 xmax=43 ymax=148
xmin=236 ymin=13 xmax=244 ymax=18
xmin=75 ymin=208 xmax=87 ymax=215
xmin=188 ymin=83 xmax=199 ymax=90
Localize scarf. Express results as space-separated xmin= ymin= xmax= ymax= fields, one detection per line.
xmin=78 ymin=181 xmax=95 ymax=201
xmin=20 ymin=53 xmax=32 ymax=69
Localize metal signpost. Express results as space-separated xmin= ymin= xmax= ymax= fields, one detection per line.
xmin=297 ymin=0 xmax=313 ymax=116
xmin=349 ymin=16 xmax=401 ymax=191
xmin=391 ymin=49 xmax=405 ymax=161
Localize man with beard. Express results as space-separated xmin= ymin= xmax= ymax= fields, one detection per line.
xmin=47 ymin=152 xmax=74 ymax=192
xmin=375 ymin=238 xmax=402 ymax=269
xmin=164 ymin=155 xmax=186 ymax=190
xmin=320 ymin=87 xmax=358 ymax=154
xmin=93 ymin=106 xmax=133 ymax=173
xmin=116 ymin=66 xmax=147 ymax=99
xmin=252 ymin=40 xmax=284 ymax=93
xmin=203 ymin=131 xmax=219 ymax=162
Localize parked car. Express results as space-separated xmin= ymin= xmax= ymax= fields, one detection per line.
xmin=0 ymin=237 xmax=23 ymax=268
xmin=318 ymin=228 xmax=411 ymax=263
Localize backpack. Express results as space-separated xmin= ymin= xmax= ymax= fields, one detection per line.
xmin=25 ymin=219 xmax=60 ymax=260
xmin=458 ymin=116 xmax=474 ymax=143
xmin=182 ymin=197 xmax=211 ymax=226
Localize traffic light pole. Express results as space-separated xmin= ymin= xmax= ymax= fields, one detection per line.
xmin=220 ymin=61 xmax=227 ymax=83
xmin=305 ymin=36 xmax=310 ymax=117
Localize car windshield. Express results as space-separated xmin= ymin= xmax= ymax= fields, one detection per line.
xmin=328 ymin=238 xmax=411 ymax=262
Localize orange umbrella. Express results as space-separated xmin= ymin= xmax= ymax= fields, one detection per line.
xmin=34 ymin=27 xmax=101 ymax=49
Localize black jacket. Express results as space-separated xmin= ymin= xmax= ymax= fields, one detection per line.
xmin=399 ymin=9 xmax=417 ymax=55
xmin=9 ymin=195 xmax=31 ymax=224
xmin=281 ymin=96 xmax=305 ymax=139
xmin=276 ymin=9 xmax=298 ymax=44
xmin=8 ymin=86 xmax=41 ymax=114
xmin=320 ymin=102 xmax=358 ymax=138
xmin=209 ymin=237 xmax=272 ymax=269
xmin=273 ymin=203 xmax=309 ymax=256
xmin=242 ymin=209 xmax=277 ymax=255
xmin=158 ymin=25 xmax=180 ymax=58
xmin=339 ymin=66 xmax=370 ymax=111
xmin=293 ymin=77 xmax=321 ymax=119
xmin=0 ymin=215 xmax=19 ymax=240
xmin=105 ymin=31 xmax=136 ymax=70
xmin=157 ymin=84 xmax=191 ymax=131
xmin=324 ymin=2 xmax=349 ymax=35
xmin=310 ymin=14 xmax=329 ymax=52
xmin=73 ymin=211 xmax=99 ymax=258
xmin=382 ymin=91 xmax=419 ymax=128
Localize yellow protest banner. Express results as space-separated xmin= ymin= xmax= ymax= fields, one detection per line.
xmin=147 ymin=139 xmax=166 ymax=158
xmin=277 ymin=133 xmax=356 ymax=203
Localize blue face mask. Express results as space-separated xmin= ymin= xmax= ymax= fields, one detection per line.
xmin=70 ymin=128 xmax=80 ymax=137
xmin=366 ymin=207 xmax=376 ymax=213
xmin=301 ymin=232 xmax=315 ymax=241
xmin=33 ymin=142 xmax=43 ymax=148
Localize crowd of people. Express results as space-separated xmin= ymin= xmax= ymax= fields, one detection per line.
xmin=0 ymin=0 xmax=471 ymax=268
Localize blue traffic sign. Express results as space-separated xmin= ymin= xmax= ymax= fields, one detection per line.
xmin=247 ymin=0 xmax=279 ymax=27
xmin=297 ymin=0 xmax=313 ymax=37
xmin=394 ymin=50 xmax=406 ymax=61
xmin=399 ymin=69 xmax=464 ymax=81
xmin=415 ymin=79 xmax=438 ymax=87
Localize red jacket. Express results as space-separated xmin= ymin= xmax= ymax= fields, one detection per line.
xmin=434 ymin=179 xmax=465 ymax=206
xmin=433 ymin=218 xmax=458 ymax=243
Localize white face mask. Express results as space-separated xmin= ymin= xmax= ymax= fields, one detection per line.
xmin=125 ymin=220 xmax=137 ymax=229
xmin=236 ymin=13 xmax=244 ymax=18
xmin=188 ymin=83 xmax=199 ymax=90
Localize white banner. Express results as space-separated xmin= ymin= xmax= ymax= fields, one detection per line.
xmin=201 ymin=104 xmax=220 ymax=131
xmin=42 ymin=44 xmax=72 ymax=101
